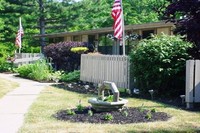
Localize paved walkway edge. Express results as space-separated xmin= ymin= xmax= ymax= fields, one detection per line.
xmin=0 ymin=73 xmax=52 ymax=133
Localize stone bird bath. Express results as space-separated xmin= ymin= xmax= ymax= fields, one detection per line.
xmin=88 ymin=81 xmax=128 ymax=112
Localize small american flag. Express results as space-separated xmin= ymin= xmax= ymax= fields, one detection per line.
xmin=15 ymin=17 xmax=24 ymax=48
xmin=111 ymin=0 xmax=122 ymax=40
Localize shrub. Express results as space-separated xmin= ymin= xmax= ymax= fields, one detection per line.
xmin=16 ymin=59 xmax=52 ymax=81
xmin=0 ymin=45 xmax=15 ymax=72
xmin=16 ymin=64 xmax=33 ymax=78
xmin=44 ymin=41 xmax=90 ymax=71
xmin=60 ymin=70 xmax=80 ymax=82
xmin=129 ymin=34 xmax=192 ymax=97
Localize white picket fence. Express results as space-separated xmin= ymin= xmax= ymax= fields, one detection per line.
xmin=80 ymin=54 xmax=130 ymax=89
xmin=13 ymin=53 xmax=43 ymax=66
xmin=186 ymin=60 xmax=200 ymax=108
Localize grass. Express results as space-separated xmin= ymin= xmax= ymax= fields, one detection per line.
xmin=19 ymin=86 xmax=200 ymax=133
xmin=0 ymin=78 xmax=19 ymax=98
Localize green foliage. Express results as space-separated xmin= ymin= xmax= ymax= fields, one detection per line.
xmin=138 ymin=103 xmax=145 ymax=112
xmin=151 ymin=108 xmax=156 ymax=113
xmin=0 ymin=0 xmax=169 ymax=53
xmin=70 ymin=47 xmax=88 ymax=53
xmin=50 ymin=71 xmax=63 ymax=83
xmin=87 ymin=110 xmax=93 ymax=117
xmin=16 ymin=59 xmax=52 ymax=81
xmin=66 ymin=109 xmax=75 ymax=115
xmin=0 ymin=62 xmax=14 ymax=72
xmin=60 ymin=70 xmax=80 ymax=83
xmin=130 ymin=34 xmax=193 ymax=97
xmin=145 ymin=111 xmax=152 ymax=120
xmin=104 ymin=113 xmax=114 ymax=121
xmin=0 ymin=44 xmax=15 ymax=72
xmin=76 ymin=103 xmax=84 ymax=112
xmin=103 ymin=95 xmax=114 ymax=102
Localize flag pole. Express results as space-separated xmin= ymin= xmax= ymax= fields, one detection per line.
xmin=120 ymin=0 xmax=125 ymax=56
xmin=19 ymin=17 xmax=21 ymax=53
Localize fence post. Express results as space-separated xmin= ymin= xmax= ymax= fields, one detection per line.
xmin=185 ymin=60 xmax=195 ymax=108
xmin=195 ymin=60 xmax=200 ymax=103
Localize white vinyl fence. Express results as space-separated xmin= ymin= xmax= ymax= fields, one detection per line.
xmin=13 ymin=53 xmax=43 ymax=66
xmin=80 ymin=54 xmax=130 ymax=89
xmin=186 ymin=60 xmax=200 ymax=108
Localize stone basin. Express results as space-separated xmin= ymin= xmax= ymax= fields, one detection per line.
xmin=88 ymin=97 xmax=128 ymax=112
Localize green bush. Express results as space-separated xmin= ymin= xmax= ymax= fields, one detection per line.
xmin=0 ymin=44 xmax=15 ymax=72
xmin=129 ymin=34 xmax=192 ymax=97
xmin=0 ymin=62 xmax=14 ymax=72
xmin=60 ymin=70 xmax=80 ymax=82
xmin=16 ymin=59 xmax=52 ymax=81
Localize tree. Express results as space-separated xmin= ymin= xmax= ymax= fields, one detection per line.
xmin=0 ymin=0 xmax=170 ymax=53
xmin=164 ymin=0 xmax=200 ymax=59
xmin=0 ymin=0 xmax=75 ymax=52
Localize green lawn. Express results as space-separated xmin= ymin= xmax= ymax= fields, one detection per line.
xmin=19 ymin=86 xmax=200 ymax=133
xmin=0 ymin=77 xmax=19 ymax=98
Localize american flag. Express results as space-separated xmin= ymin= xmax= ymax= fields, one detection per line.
xmin=112 ymin=0 xmax=122 ymax=40
xmin=15 ymin=17 xmax=24 ymax=48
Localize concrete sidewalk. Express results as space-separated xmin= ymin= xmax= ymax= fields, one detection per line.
xmin=0 ymin=73 xmax=52 ymax=133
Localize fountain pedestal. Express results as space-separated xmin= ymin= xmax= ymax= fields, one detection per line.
xmin=88 ymin=81 xmax=128 ymax=112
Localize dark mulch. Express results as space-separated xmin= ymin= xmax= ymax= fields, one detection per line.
xmin=54 ymin=107 xmax=171 ymax=124
xmin=53 ymin=82 xmax=173 ymax=124
xmin=54 ymin=82 xmax=98 ymax=95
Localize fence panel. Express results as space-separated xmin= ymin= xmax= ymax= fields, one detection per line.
xmin=185 ymin=60 xmax=194 ymax=105
xmin=14 ymin=53 xmax=42 ymax=66
xmin=195 ymin=60 xmax=200 ymax=102
xmin=186 ymin=60 xmax=200 ymax=108
xmin=80 ymin=54 xmax=130 ymax=89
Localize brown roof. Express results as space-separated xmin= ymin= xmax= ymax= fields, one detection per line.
xmin=34 ymin=21 xmax=174 ymax=38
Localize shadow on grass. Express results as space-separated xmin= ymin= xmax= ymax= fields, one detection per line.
xmin=126 ymin=128 xmax=200 ymax=133
xmin=51 ymin=83 xmax=200 ymax=112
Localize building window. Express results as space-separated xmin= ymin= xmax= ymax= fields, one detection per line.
xmin=49 ymin=37 xmax=64 ymax=43
xmin=73 ymin=35 xmax=80 ymax=41
xmin=142 ymin=30 xmax=155 ymax=39
xmin=55 ymin=37 xmax=64 ymax=42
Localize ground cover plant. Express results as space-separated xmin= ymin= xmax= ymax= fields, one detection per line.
xmin=19 ymin=84 xmax=200 ymax=133
xmin=0 ymin=78 xmax=18 ymax=98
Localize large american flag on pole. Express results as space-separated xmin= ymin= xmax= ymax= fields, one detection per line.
xmin=112 ymin=0 xmax=123 ymax=40
xmin=15 ymin=17 xmax=24 ymax=48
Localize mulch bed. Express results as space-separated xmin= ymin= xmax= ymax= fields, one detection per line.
xmin=54 ymin=107 xmax=171 ymax=124
xmin=53 ymin=82 xmax=172 ymax=124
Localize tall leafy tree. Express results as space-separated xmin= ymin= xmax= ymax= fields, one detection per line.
xmin=165 ymin=0 xmax=200 ymax=59
xmin=66 ymin=0 xmax=170 ymax=31
xmin=0 ymin=0 xmax=75 ymax=52
xmin=0 ymin=0 xmax=170 ymax=53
